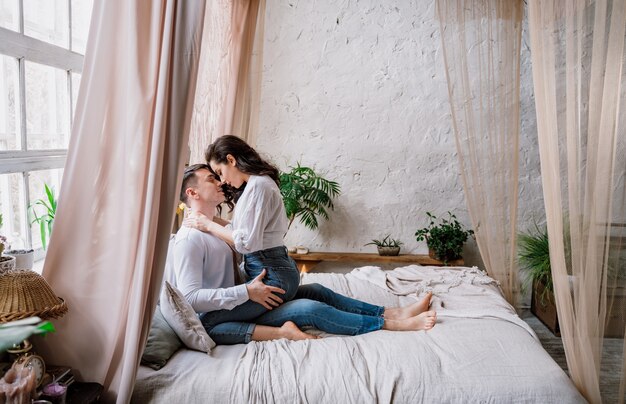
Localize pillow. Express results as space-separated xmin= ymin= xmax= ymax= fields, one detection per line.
xmin=160 ymin=281 xmax=216 ymax=353
xmin=141 ymin=305 xmax=182 ymax=370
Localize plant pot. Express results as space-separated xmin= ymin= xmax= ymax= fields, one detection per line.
xmin=531 ymin=279 xmax=560 ymax=336
xmin=428 ymin=247 xmax=461 ymax=263
xmin=0 ymin=255 xmax=16 ymax=274
xmin=5 ymin=249 xmax=34 ymax=270
xmin=377 ymin=246 xmax=400 ymax=256
xmin=604 ymin=285 xmax=625 ymax=338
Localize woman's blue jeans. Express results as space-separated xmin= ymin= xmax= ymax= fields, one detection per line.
xmin=200 ymin=245 xmax=301 ymax=343
xmin=203 ymin=281 xmax=385 ymax=345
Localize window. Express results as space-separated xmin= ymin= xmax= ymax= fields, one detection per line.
xmin=0 ymin=0 xmax=93 ymax=261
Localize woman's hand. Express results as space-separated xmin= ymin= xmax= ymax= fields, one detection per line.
xmin=246 ymin=269 xmax=285 ymax=310
xmin=183 ymin=211 xmax=213 ymax=233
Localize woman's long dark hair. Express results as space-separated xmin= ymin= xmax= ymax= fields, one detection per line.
xmin=205 ymin=135 xmax=280 ymax=204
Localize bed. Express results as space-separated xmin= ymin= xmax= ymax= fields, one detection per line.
xmin=131 ymin=265 xmax=586 ymax=403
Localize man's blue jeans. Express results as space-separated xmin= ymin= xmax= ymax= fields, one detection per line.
xmin=200 ymin=245 xmax=301 ymax=343
xmin=204 ymin=282 xmax=385 ymax=345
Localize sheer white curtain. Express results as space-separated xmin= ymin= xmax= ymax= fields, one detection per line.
xmin=188 ymin=0 xmax=266 ymax=163
xmin=528 ymin=0 xmax=626 ymax=402
xmin=36 ymin=1 xmax=206 ymax=402
xmin=437 ymin=0 xmax=523 ymax=306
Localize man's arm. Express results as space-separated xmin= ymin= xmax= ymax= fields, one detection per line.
xmin=173 ymin=236 xmax=247 ymax=312
xmin=173 ymin=235 xmax=286 ymax=312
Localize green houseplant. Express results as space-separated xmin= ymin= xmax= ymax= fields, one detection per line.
xmin=0 ymin=213 xmax=16 ymax=273
xmin=414 ymin=211 xmax=474 ymax=263
xmin=279 ymin=163 xmax=341 ymax=231
xmin=517 ymin=224 xmax=559 ymax=334
xmin=365 ymin=235 xmax=403 ymax=256
xmin=29 ymin=183 xmax=57 ymax=250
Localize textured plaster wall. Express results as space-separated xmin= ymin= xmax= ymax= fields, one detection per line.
xmin=256 ymin=0 xmax=544 ymax=270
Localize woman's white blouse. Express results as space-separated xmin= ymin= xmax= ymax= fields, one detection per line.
xmin=231 ymin=175 xmax=288 ymax=254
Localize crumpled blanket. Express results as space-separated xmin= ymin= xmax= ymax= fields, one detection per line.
xmin=350 ymin=265 xmax=535 ymax=337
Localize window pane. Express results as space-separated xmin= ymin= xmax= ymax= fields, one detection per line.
xmin=24 ymin=0 xmax=69 ymax=48
xmin=0 ymin=172 xmax=27 ymax=249
xmin=71 ymin=71 xmax=81 ymax=118
xmin=70 ymin=0 xmax=93 ymax=55
xmin=0 ymin=0 xmax=19 ymax=31
xmin=0 ymin=55 xmax=20 ymax=151
xmin=25 ymin=62 xmax=70 ymax=150
xmin=28 ymin=168 xmax=62 ymax=251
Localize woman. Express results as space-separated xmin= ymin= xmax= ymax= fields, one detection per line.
xmin=183 ymin=135 xmax=302 ymax=333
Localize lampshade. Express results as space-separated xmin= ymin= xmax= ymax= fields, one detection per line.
xmin=0 ymin=270 xmax=68 ymax=323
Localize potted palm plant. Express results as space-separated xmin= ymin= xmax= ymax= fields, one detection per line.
xmin=519 ymin=222 xmax=625 ymax=337
xmin=279 ymin=163 xmax=341 ymax=231
xmin=517 ymin=224 xmax=559 ymax=335
xmin=414 ymin=211 xmax=474 ymax=264
xmin=365 ymin=235 xmax=403 ymax=256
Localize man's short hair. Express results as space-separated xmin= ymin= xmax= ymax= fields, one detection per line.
xmin=180 ymin=164 xmax=210 ymax=204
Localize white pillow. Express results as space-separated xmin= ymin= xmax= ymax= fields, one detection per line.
xmin=160 ymin=281 xmax=216 ymax=353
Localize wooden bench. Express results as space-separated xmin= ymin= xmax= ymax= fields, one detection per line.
xmin=288 ymin=251 xmax=464 ymax=273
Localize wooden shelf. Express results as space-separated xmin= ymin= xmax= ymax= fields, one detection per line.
xmin=289 ymin=251 xmax=463 ymax=273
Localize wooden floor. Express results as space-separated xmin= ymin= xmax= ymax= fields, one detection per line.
xmin=521 ymin=310 xmax=624 ymax=403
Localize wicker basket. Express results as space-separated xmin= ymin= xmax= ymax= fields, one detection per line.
xmin=0 ymin=270 xmax=68 ymax=323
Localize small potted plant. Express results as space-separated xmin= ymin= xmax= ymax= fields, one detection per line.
xmin=365 ymin=235 xmax=403 ymax=256
xmin=0 ymin=214 xmax=16 ymax=273
xmin=414 ymin=211 xmax=474 ymax=264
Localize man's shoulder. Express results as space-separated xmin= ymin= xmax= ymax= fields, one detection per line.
xmin=175 ymin=227 xmax=228 ymax=250
xmin=174 ymin=227 xmax=209 ymax=245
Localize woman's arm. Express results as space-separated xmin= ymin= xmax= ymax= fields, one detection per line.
xmin=183 ymin=211 xmax=234 ymax=246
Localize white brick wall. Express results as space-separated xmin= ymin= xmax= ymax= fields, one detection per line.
xmin=256 ymin=0 xmax=544 ymax=270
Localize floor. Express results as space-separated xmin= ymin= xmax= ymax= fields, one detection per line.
xmin=521 ymin=310 xmax=624 ymax=403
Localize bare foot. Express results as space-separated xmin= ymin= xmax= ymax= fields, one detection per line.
xmin=280 ymin=321 xmax=319 ymax=341
xmin=384 ymin=292 xmax=433 ymax=320
xmin=408 ymin=310 xmax=437 ymax=331
xmin=383 ymin=310 xmax=437 ymax=331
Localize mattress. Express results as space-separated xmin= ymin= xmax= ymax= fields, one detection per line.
xmin=132 ymin=266 xmax=586 ymax=403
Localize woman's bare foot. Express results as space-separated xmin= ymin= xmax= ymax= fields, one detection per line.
xmin=383 ymin=310 xmax=437 ymax=331
xmin=384 ymin=292 xmax=433 ymax=320
xmin=279 ymin=321 xmax=319 ymax=341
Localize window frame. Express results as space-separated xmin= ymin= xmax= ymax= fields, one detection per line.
xmin=0 ymin=1 xmax=86 ymax=257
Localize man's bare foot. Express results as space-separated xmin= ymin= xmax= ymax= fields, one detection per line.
xmin=384 ymin=292 xmax=433 ymax=320
xmin=280 ymin=321 xmax=318 ymax=341
xmin=383 ymin=310 xmax=437 ymax=331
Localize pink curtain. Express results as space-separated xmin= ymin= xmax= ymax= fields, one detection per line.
xmin=188 ymin=0 xmax=266 ymax=163
xmin=437 ymin=0 xmax=523 ymax=306
xmin=528 ymin=0 xmax=626 ymax=401
xmin=36 ymin=1 xmax=206 ymax=402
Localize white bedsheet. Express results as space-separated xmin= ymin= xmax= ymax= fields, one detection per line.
xmin=132 ymin=266 xmax=586 ymax=403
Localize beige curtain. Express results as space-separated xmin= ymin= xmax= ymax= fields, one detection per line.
xmin=188 ymin=0 xmax=266 ymax=163
xmin=528 ymin=0 xmax=626 ymax=402
xmin=436 ymin=0 xmax=523 ymax=306
xmin=36 ymin=1 xmax=206 ymax=402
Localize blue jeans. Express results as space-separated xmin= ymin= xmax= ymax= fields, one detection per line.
xmin=201 ymin=246 xmax=301 ymax=342
xmin=205 ymin=283 xmax=385 ymax=345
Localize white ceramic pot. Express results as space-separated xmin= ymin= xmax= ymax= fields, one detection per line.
xmin=0 ymin=255 xmax=16 ymax=274
xmin=6 ymin=250 xmax=34 ymax=270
